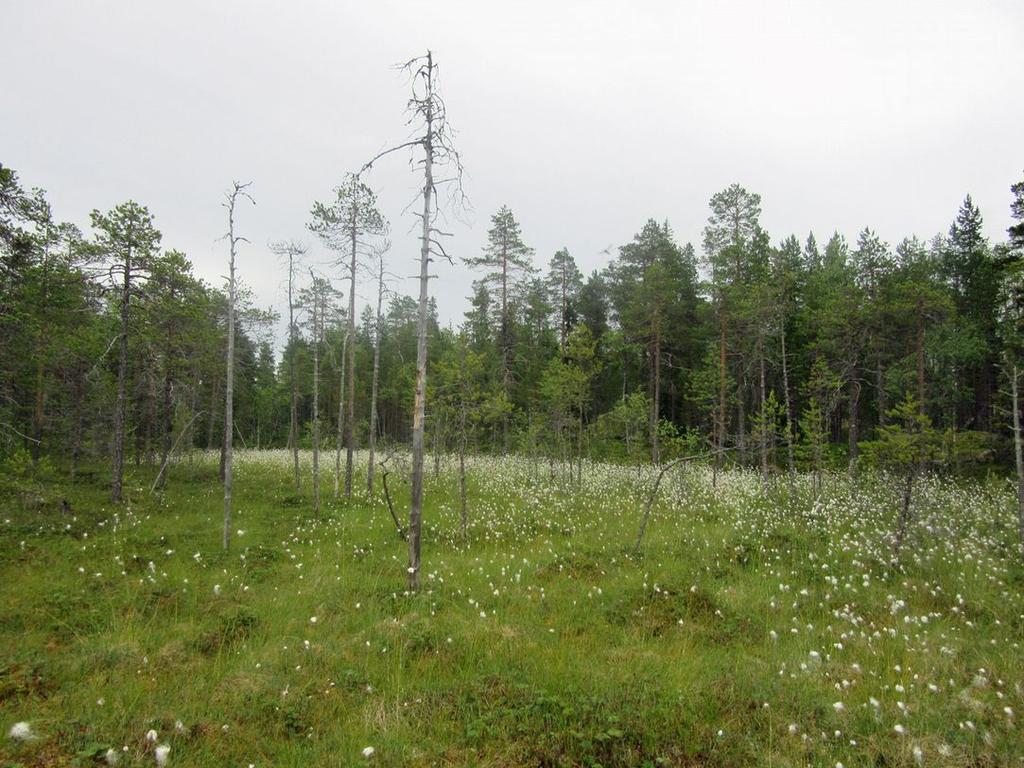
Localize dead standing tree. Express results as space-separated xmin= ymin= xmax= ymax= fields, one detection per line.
xmin=363 ymin=50 xmax=465 ymax=591
xmin=333 ymin=312 xmax=348 ymax=499
xmin=270 ymin=240 xmax=307 ymax=494
xmin=367 ymin=238 xmax=395 ymax=496
xmin=301 ymin=271 xmax=339 ymax=515
xmin=221 ymin=181 xmax=254 ymax=551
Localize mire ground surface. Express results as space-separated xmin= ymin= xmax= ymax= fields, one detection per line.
xmin=1 ymin=451 xmax=1023 ymax=766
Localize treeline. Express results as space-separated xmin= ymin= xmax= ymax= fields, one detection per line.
xmin=3 ymin=159 xmax=1024 ymax=483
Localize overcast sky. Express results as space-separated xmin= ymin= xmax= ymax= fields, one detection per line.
xmin=3 ymin=0 xmax=1023 ymax=339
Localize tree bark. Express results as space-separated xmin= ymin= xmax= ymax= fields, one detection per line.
xmin=847 ymin=364 xmax=860 ymax=475
xmin=111 ymin=239 xmax=132 ymax=503
xmin=311 ymin=283 xmax=320 ymax=515
xmin=780 ymin=324 xmax=795 ymax=477
xmin=715 ymin=313 xmax=727 ymax=487
xmin=345 ymin=180 xmax=358 ymax=498
xmin=408 ymin=55 xmax=434 ymax=591
xmin=335 ymin=331 xmax=348 ymax=498
xmin=367 ymin=257 xmax=384 ymax=494
xmin=288 ymin=251 xmax=300 ymax=493
xmin=651 ymin=327 xmax=661 ymax=465
xmin=1012 ymin=363 xmax=1024 ymax=553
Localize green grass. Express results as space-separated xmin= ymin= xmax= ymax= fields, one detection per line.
xmin=1 ymin=450 xmax=1023 ymax=767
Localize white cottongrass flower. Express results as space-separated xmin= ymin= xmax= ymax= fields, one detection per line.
xmin=145 ymin=729 xmax=158 ymax=743
xmin=832 ymin=701 xmax=845 ymax=713
xmin=309 ymin=616 xmax=318 ymax=624
xmin=213 ymin=584 xmax=221 ymax=596
xmin=894 ymin=723 xmax=906 ymax=735
xmin=912 ymin=744 xmax=924 ymax=765
xmin=362 ymin=746 xmax=375 ymax=758
xmin=8 ymin=721 xmax=36 ymax=741
xmin=105 ymin=748 xmax=120 ymax=765
xmin=155 ymin=744 xmax=170 ymax=767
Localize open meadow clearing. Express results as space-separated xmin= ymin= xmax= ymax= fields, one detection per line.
xmin=2 ymin=451 xmax=1023 ymax=767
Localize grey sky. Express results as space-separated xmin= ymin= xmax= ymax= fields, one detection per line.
xmin=3 ymin=0 xmax=1023 ymax=337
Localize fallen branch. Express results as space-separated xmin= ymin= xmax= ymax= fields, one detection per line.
xmin=379 ymin=454 xmax=406 ymax=540
xmin=151 ymin=411 xmax=205 ymax=493
xmin=633 ymin=448 xmax=735 ymax=555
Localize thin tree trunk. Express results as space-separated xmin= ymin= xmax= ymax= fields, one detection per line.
xmin=151 ymin=409 xmax=204 ymax=493
xmin=70 ymin=360 xmax=86 ymax=479
xmin=651 ymin=329 xmax=661 ymax=465
xmin=32 ymin=356 xmax=43 ymax=464
xmin=156 ymin=363 xmax=173 ymax=490
xmin=345 ymin=181 xmax=358 ymax=498
xmin=780 ymin=324 xmax=795 ymax=477
xmin=876 ymin=362 xmax=887 ymax=427
xmin=916 ymin=297 xmax=926 ymax=413
xmin=892 ymin=465 xmax=915 ymax=562
xmin=335 ymin=331 xmax=348 ymax=498
xmin=367 ymin=257 xmax=384 ymax=494
xmin=737 ymin=369 xmax=747 ymax=466
xmin=847 ymin=364 xmax=860 ymax=476
xmin=223 ymin=182 xmax=250 ymax=551
xmin=311 ymin=284 xmax=320 ymax=515
xmin=459 ymin=410 xmax=468 ymax=541
xmin=715 ymin=313 xmax=727 ymax=487
xmin=408 ymin=56 xmax=434 ymax=592
xmin=112 ymin=245 xmax=132 ymax=503
xmin=207 ymin=374 xmax=219 ymax=450
xmin=1011 ymin=363 xmax=1024 ymax=553
xmin=288 ymin=252 xmax=300 ymax=493
xmin=759 ymin=336 xmax=768 ymax=482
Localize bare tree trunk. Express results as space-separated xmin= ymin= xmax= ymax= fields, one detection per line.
xmin=759 ymin=335 xmax=768 ymax=482
xmin=737 ymin=370 xmax=747 ymax=466
xmin=916 ymin=297 xmax=926 ymax=414
xmin=151 ymin=409 xmax=204 ymax=493
xmin=70 ymin=363 xmax=85 ymax=479
xmin=207 ymin=374 xmax=219 ymax=450
xmin=1012 ymin=363 xmax=1024 ymax=553
xmin=780 ymin=325 xmax=795 ymax=477
xmin=363 ymin=50 xmax=457 ymax=591
xmin=156 ymin=362 xmax=173 ymax=490
xmin=892 ymin=465 xmax=915 ymax=563
xmin=715 ymin=313 xmax=727 ymax=487
xmin=847 ymin=365 xmax=860 ymax=476
xmin=111 ymin=244 xmax=132 ymax=502
xmin=222 ymin=181 xmax=252 ymax=551
xmin=335 ymin=331 xmax=348 ymax=498
xmin=876 ymin=362 xmax=887 ymax=427
xmin=288 ymin=252 xmax=300 ymax=493
xmin=651 ymin=329 xmax=661 ymax=464
xmin=368 ymin=255 xmax=385 ymax=494
xmin=459 ymin=410 xmax=468 ymax=541
xmin=32 ymin=356 xmax=43 ymax=464
xmin=345 ymin=182 xmax=358 ymax=498
xmin=311 ymin=284 xmax=321 ymax=515
xmin=407 ymin=58 xmax=435 ymax=592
